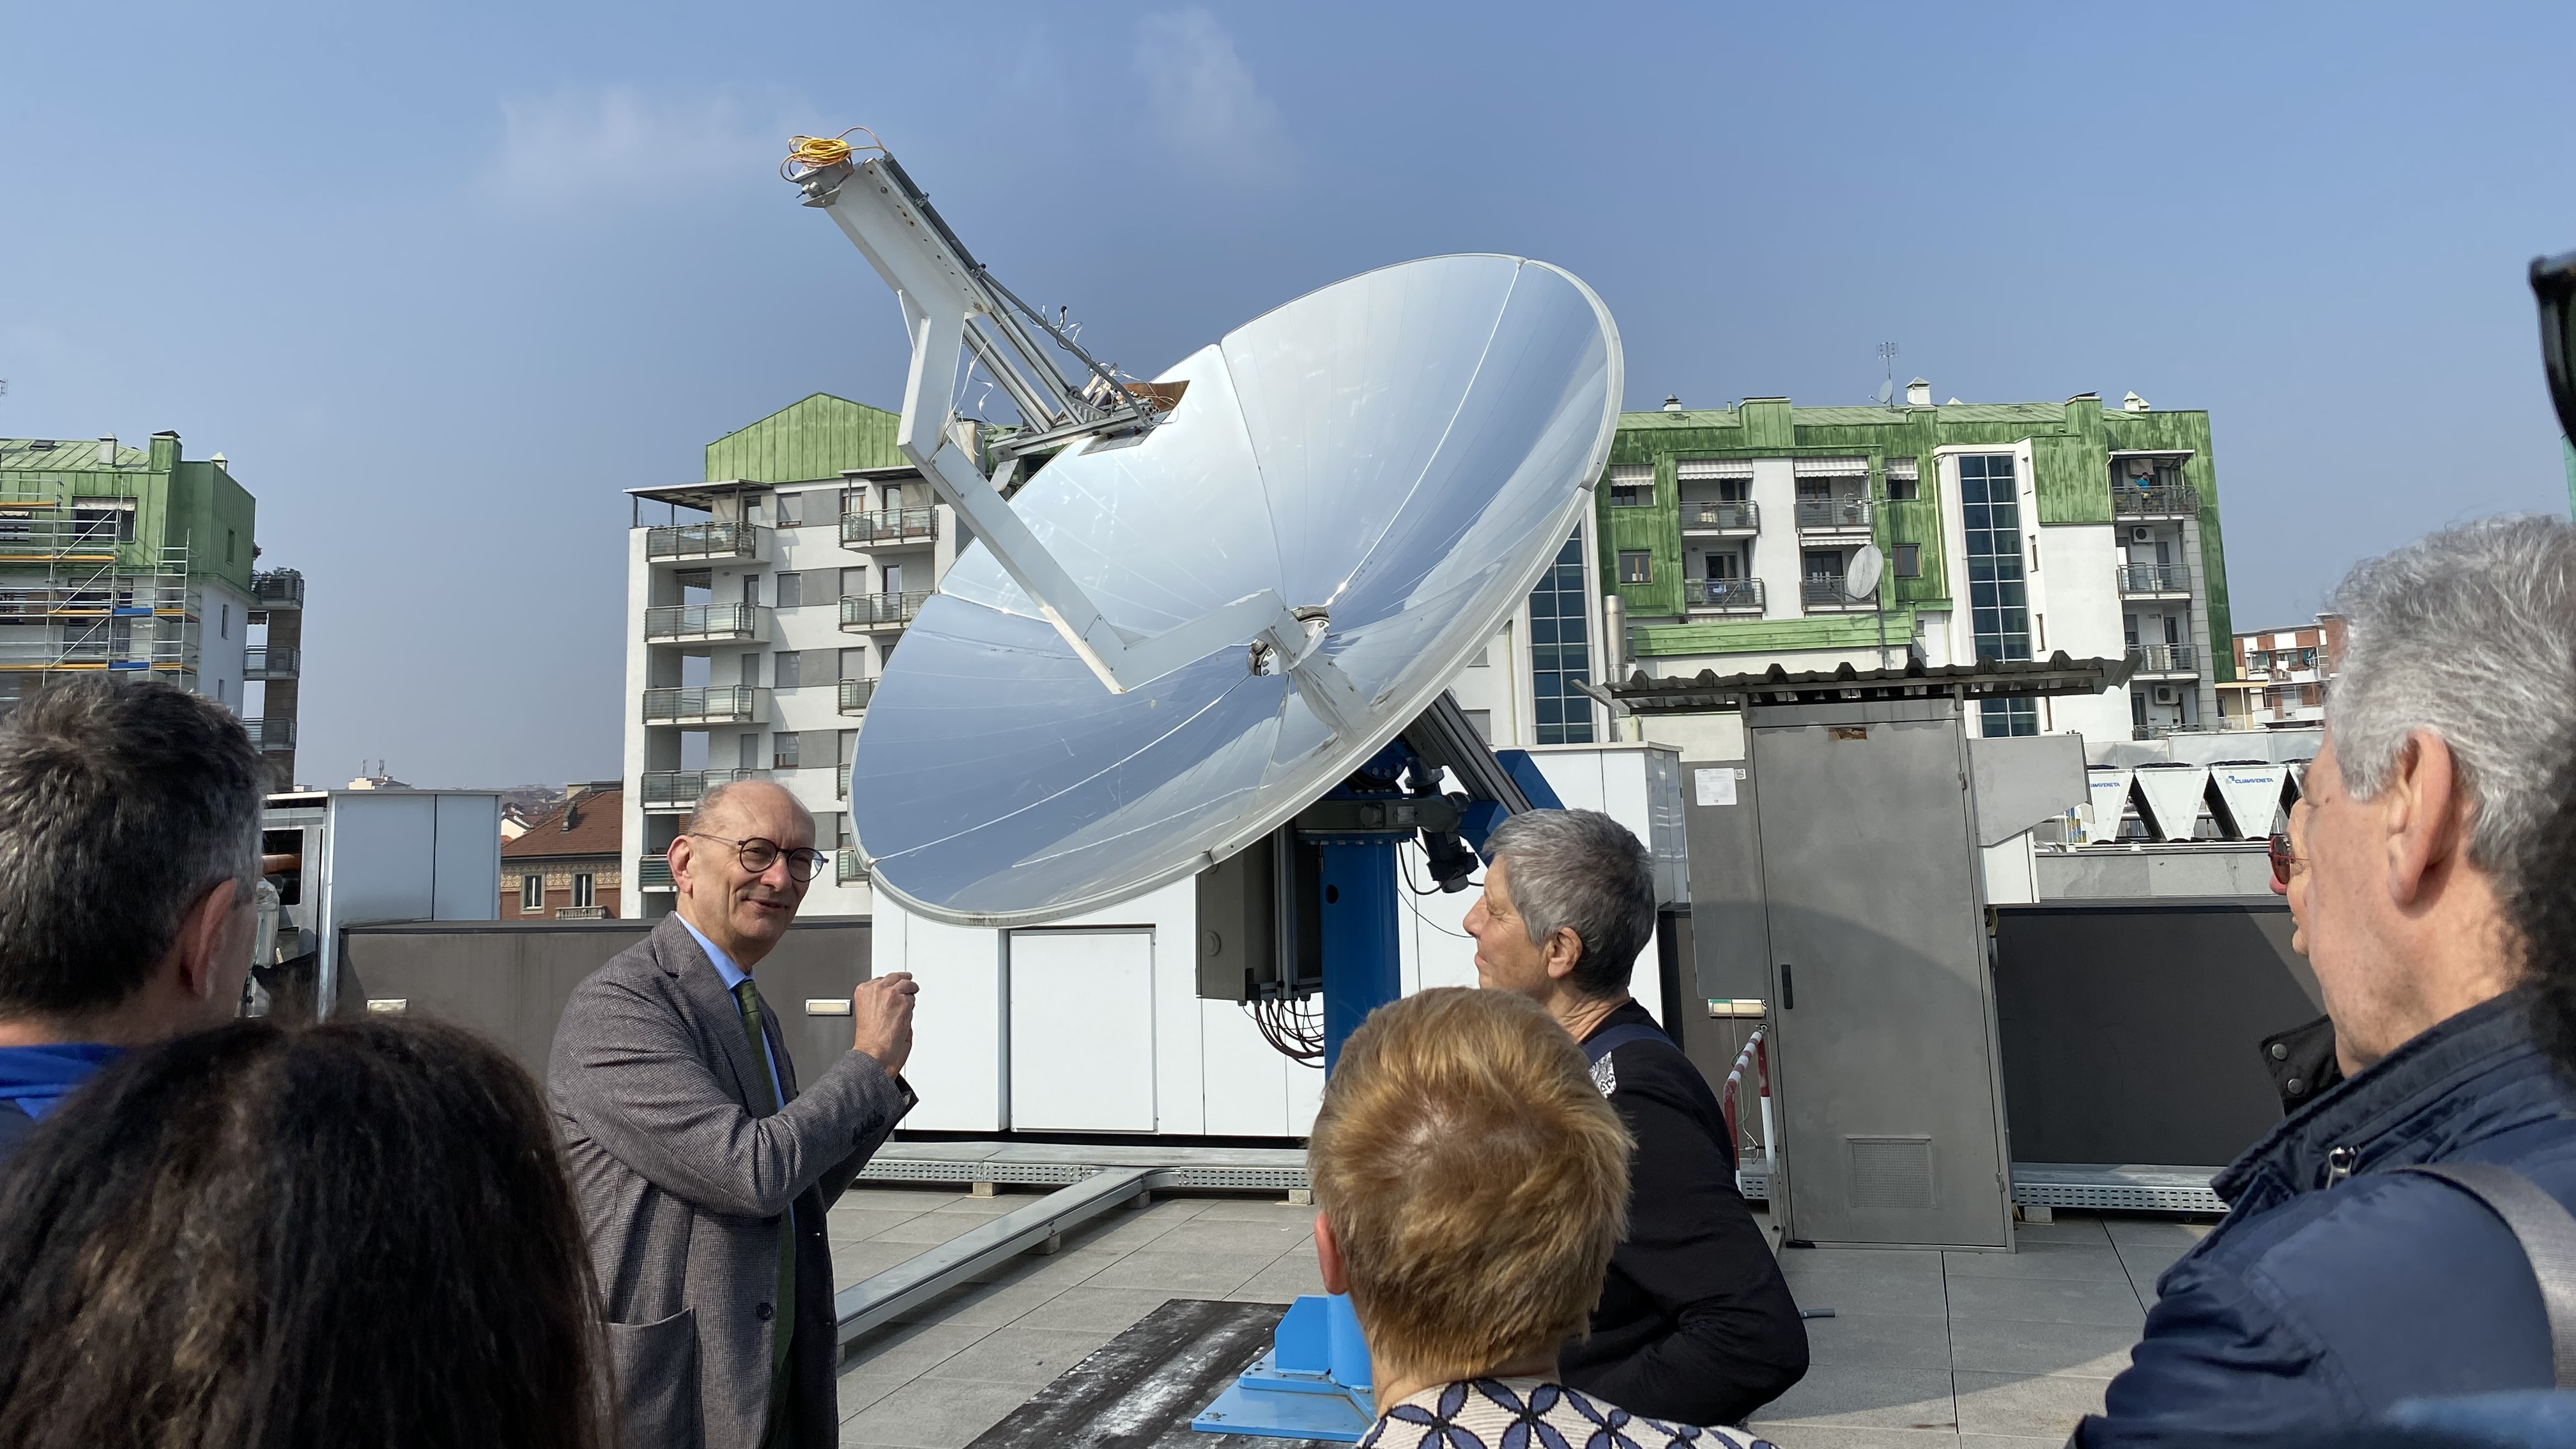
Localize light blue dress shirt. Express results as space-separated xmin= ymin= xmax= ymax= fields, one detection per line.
xmin=678 ymin=914 xmax=786 ymax=1109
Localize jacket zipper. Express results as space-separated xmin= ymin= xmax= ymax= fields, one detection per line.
xmin=2324 ymin=1145 xmax=2358 ymax=1187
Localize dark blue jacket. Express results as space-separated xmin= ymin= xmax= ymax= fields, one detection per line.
xmin=2080 ymin=990 xmax=2576 ymax=1447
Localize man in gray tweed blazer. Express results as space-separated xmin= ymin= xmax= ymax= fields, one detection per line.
xmin=551 ymin=780 xmax=917 ymax=1449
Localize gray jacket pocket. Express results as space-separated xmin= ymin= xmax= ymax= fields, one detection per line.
xmin=607 ymin=1307 xmax=702 ymax=1449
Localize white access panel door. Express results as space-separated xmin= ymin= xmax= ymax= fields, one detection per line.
xmin=1008 ymin=928 xmax=1156 ymax=1132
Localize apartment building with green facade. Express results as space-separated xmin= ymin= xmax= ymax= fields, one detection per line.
xmin=0 ymin=431 xmax=304 ymax=787
xmin=1597 ymin=382 xmax=2234 ymax=742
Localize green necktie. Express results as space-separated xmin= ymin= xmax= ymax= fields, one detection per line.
xmin=732 ymin=979 xmax=796 ymax=1443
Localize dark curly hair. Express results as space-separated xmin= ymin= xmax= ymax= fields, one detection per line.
xmin=0 ymin=1017 xmax=611 ymax=1449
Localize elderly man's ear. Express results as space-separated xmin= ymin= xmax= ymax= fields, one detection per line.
xmin=1313 ymin=1211 xmax=1348 ymax=1295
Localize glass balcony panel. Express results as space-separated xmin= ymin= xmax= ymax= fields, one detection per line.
xmin=839 ymin=509 xmax=940 ymax=548
xmin=645 ymin=521 xmax=760 ymax=561
xmin=1794 ymin=498 xmax=1874 ymax=532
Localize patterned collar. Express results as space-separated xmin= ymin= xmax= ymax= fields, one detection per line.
xmin=1361 ymin=1377 xmax=1769 ymax=1449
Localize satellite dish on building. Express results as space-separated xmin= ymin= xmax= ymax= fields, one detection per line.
xmin=843 ymin=255 xmax=1622 ymax=925
xmin=1846 ymin=543 xmax=1886 ymax=602
xmin=1874 ymin=378 xmax=1895 ymax=407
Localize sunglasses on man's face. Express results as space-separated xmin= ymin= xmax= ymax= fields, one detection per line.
xmin=2267 ymin=832 xmax=2306 ymax=889
xmin=2534 ymin=250 xmax=2576 ymax=443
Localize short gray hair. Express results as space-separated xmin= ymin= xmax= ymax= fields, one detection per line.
xmin=0 ymin=677 xmax=264 ymax=1016
xmin=1484 ymin=809 xmax=1657 ymax=997
xmin=2326 ymin=515 xmax=2576 ymax=898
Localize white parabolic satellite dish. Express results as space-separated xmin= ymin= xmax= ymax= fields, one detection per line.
xmin=849 ymin=254 xmax=1623 ymax=926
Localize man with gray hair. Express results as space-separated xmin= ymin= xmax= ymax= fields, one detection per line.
xmin=551 ymin=778 xmax=917 ymax=1449
xmin=1463 ymin=808 xmax=1807 ymax=1426
xmin=2083 ymin=516 xmax=2576 ymax=1445
xmin=0 ymin=677 xmax=266 ymax=1169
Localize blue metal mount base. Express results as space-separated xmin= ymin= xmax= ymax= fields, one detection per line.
xmin=1192 ymin=1294 xmax=1374 ymax=1441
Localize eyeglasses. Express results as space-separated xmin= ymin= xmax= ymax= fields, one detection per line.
xmin=2267 ymin=832 xmax=2306 ymax=889
xmin=2534 ymin=250 xmax=2576 ymax=443
xmin=688 ymin=833 xmax=827 ymax=882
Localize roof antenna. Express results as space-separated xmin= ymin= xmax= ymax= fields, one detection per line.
xmin=1875 ymin=341 xmax=1900 ymax=409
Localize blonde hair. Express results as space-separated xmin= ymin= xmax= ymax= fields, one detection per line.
xmin=1307 ymin=988 xmax=1633 ymax=1383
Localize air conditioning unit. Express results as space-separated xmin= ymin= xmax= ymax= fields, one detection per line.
xmin=2130 ymin=526 xmax=2152 ymax=543
xmin=2152 ymin=686 xmax=2181 ymax=705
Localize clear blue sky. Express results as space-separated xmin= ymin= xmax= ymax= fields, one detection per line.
xmin=4 ymin=2 xmax=2570 ymax=786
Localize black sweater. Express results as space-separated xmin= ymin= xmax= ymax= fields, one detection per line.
xmin=1560 ymin=1000 xmax=1809 ymax=1427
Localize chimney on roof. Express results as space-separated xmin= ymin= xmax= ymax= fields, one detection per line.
xmin=2123 ymin=391 xmax=2150 ymax=412
xmin=1906 ymin=378 xmax=1931 ymax=406
xmin=96 ymin=437 xmax=115 ymax=466
xmin=211 ymin=452 xmax=227 ymax=468
xmin=1663 ymin=395 xmax=1683 ymax=413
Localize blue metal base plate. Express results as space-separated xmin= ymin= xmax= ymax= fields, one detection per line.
xmin=1191 ymin=1350 xmax=1374 ymax=1441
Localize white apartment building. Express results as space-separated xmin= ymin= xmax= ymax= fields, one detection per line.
xmin=1602 ymin=388 xmax=2234 ymax=744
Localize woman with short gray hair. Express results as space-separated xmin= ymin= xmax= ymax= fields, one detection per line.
xmin=1463 ymin=808 xmax=1807 ymax=1426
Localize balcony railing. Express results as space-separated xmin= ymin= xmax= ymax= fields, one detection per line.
xmin=638 ymin=767 xmax=769 ymax=810
xmin=250 ymin=571 xmax=305 ymax=608
xmin=243 ymin=717 xmax=295 ymax=749
xmin=841 ymin=509 xmax=939 ymax=548
xmin=555 ymin=905 xmax=607 ymax=921
xmin=1678 ymin=500 xmax=1760 ymax=533
xmin=1801 ymin=576 xmax=1877 ymax=608
xmin=841 ymin=592 xmax=928 ymax=631
xmin=638 ymin=857 xmax=675 ymax=891
xmin=2117 ymin=564 xmax=2190 ymax=595
xmin=836 ymin=847 xmax=870 ymax=885
xmin=644 ymin=603 xmax=762 ymax=641
xmin=1683 ymin=578 xmax=1765 ymax=612
xmin=244 ymin=645 xmax=299 ymax=678
xmin=837 ymin=762 xmax=852 ymax=800
xmin=2112 ymin=484 xmax=2200 ymax=519
xmin=645 ymin=521 xmax=760 ymax=562
xmin=640 ymin=686 xmax=762 ymax=724
xmin=839 ymin=677 xmax=877 ymax=714
xmin=1795 ymin=498 xmax=1874 ymax=532
xmin=2132 ymin=643 xmax=2199 ymax=675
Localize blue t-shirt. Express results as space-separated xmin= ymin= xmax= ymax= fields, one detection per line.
xmin=0 ymin=1043 xmax=124 ymax=1123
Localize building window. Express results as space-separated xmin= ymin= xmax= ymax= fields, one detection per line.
xmin=1617 ymin=550 xmax=1652 ymax=585
xmin=774 ymin=731 xmax=802 ymax=770
xmin=572 ymin=874 xmax=596 ymax=909
xmin=1960 ymin=454 xmax=2037 ymax=737
xmin=1464 ymin=709 xmax=1493 ymax=742
xmin=226 ymin=530 xmax=236 ymax=564
xmin=520 ymin=875 xmax=544 ymax=912
xmin=1894 ymin=544 xmax=1920 ymax=578
xmin=220 ymin=604 xmax=230 ymax=638
xmin=776 ymin=572 xmax=803 ymax=609
xmin=774 ymin=651 xmax=802 ymax=690
xmin=739 ymin=652 xmax=760 ymax=688
xmin=1885 ymin=459 xmax=1920 ymax=501
xmin=1705 ymin=550 xmax=1742 ymax=581
xmin=742 ymin=574 xmax=762 ymax=606
xmin=774 ymin=493 xmax=801 ymax=527
xmin=1528 ymin=532 xmax=1594 ymax=746
xmin=1606 ymin=464 xmax=1654 ymax=508
xmin=738 ymin=733 xmax=760 ymax=770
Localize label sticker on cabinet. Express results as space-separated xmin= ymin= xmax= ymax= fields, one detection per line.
xmin=1695 ymin=767 xmax=1737 ymax=807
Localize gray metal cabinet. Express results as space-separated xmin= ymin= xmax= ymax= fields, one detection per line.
xmin=1749 ymin=700 xmax=2012 ymax=1250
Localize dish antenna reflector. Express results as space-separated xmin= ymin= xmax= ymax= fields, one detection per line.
xmin=790 ymin=145 xmax=1622 ymax=926
xmin=1846 ymin=542 xmax=1886 ymax=602
xmin=1874 ymin=378 xmax=1896 ymax=407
